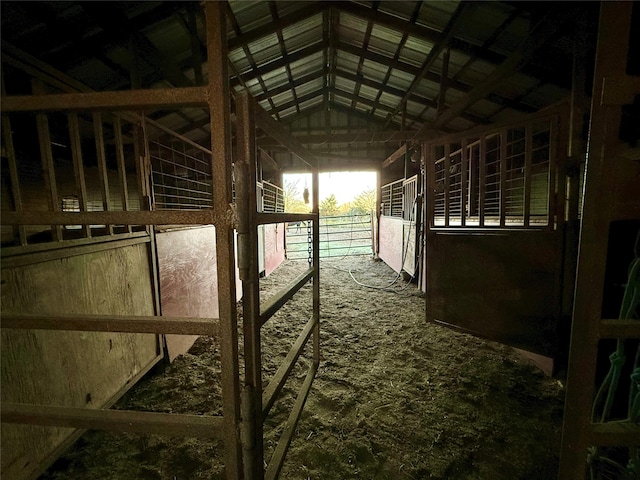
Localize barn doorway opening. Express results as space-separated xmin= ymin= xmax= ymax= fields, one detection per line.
xmin=283 ymin=171 xmax=377 ymax=259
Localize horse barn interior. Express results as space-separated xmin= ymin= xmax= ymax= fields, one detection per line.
xmin=1 ymin=1 xmax=639 ymax=479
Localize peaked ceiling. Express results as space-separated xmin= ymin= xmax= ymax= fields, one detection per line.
xmin=0 ymin=1 xmax=598 ymax=168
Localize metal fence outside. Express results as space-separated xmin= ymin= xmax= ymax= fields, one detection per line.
xmin=285 ymin=213 xmax=372 ymax=259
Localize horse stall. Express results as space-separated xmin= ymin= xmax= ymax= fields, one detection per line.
xmin=378 ymin=174 xmax=423 ymax=284
xmin=0 ymin=6 xmax=315 ymax=479
xmin=423 ymin=105 xmax=575 ymax=372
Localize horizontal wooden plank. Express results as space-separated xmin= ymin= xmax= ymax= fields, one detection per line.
xmin=264 ymin=362 xmax=318 ymax=480
xmin=590 ymin=421 xmax=640 ymax=446
xmin=1 ymin=403 xmax=224 ymax=439
xmin=1 ymin=314 xmax=219 ymax=336
xmin=260 ymin=267 xmax=315 ymax=325
xmin=1 ymin=210 xmax=219 ymax=226
xmin=262 ymin=315 xmax=316 ymax=417
xmin=256 ymin=212 xmax=317 ymax=226
xmin=598 ymin=319 xmax=640 ymax=339
xmin=1 ymin=235 xmax=151 ymax=269
xmin=1 ymin=86 xmax=209 ymax=112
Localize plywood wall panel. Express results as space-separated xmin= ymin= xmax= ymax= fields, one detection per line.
xmin=378 ymin=216 xmax=404 ymax=273
xmin=1 ymin=241 xmax=158 ymax=480
xmin=156 ymin=226 xmax=219 ymax=360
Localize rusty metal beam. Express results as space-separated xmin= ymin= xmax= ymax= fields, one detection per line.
xmin=1 ymin=314 xmax=220 ymax=336
xmin=205 ymin=4 xmax=243 ymax=479
xmin=1 ymin=86 xmax=209 ymax=112
xmin=1 ymin=403 xmax=224 ymax=439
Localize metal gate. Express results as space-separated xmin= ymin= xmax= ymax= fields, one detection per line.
xmin=286 ymin=213 xmax=372 ymax=259
xmin=425 ymin=106 xmax=572 ymax=359
xmin=1 ymin=5 xmax=319 ymax=480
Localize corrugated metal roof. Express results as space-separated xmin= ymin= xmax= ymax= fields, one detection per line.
xmin=1 ymin=0 xmax=586 ymax=168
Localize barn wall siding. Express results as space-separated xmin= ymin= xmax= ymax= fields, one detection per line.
xmin=0 ymin=240 xmax=159 ymax=480
xmin=156 ymin=226 xmax=219 ymax=361
xmin=378 ymin=215 xmax=404 ymax=273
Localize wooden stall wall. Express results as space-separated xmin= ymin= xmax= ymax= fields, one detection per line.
xmin=156 ymin=226 xmax=219 ymax=361
xmin=378 ymin=215 xmax=404 ymax=273
xmin=1 ymin=239 xmax=160 ymax=480
xmin=427 ymin=230 xmax=564 ymax=356
xmin=262 ymin=222 xmax=285 ymax=277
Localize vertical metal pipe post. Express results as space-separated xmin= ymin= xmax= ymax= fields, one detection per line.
xmin=32 ymin=79 xmax=62 ymax=241
xmin=236 ymin=92 xmax=264 ymax=480
xmin=499 ymin=131 xmax=507 ymax=227
xmin=67 ymin=113 xmax=92 ymax=238
xmin=523 ymin=123 xmax=532 ymax=227
xmin=443 ymin=143 xmax=450 ymax=227
xmin=113 ymin=117 xmax=132 ymax=233
xmin=312 ymin=159 xmax=320 ymax=369
xmin=460 ymin=138 xmax=467 ymax=227
xmin=93 ymin=112 xmax=113 ymax=235
xmin=205 ymin=3 xmax=242 ymax=479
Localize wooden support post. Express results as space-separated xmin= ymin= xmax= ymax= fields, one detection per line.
xmin=205 ymin=4 xmax=242 ymax=480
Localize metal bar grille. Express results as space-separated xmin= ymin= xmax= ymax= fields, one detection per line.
xmin=380 ymin=179 xmax=403 ymax=217
xmin=430 ymin=115 xmax=555 ymax=228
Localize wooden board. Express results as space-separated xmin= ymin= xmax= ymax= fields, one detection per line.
xmin=1 ymin=241 xmax=158 ymax=480
xmin=263 ymin=223 xmax=285 ymax=277
xmin=155 ymin=226 xmax=219 ymax=361
xmin=378 ymin=216 xmax=404 ymax=273
xmin=426 ymin=230 xmax=564 ymax=357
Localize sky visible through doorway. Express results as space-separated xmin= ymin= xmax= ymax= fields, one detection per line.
xmin=283 ymin=171 xmax=377 ymax=208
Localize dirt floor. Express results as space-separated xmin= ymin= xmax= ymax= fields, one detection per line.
xmin=42 ymin=255 xmax=565 ymax=480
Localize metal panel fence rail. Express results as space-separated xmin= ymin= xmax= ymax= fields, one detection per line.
xmin=559 ymin=3 xmax=640 ymax=478
xmin=1 ymin=4 xmax=244 ymax=480
xmin=286 ymin=213 xmax=373 ymax=259
xmin=381 ymin=179 xmax=403 ymax=217
xmin=428 ymin=110 xmax=560 ymax=229
xmin=236 ymin=91 xmax=320 ymax=480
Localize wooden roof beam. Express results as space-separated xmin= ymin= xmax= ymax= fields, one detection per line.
xmin=430 ymin=6 xmax=574 ymax=131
